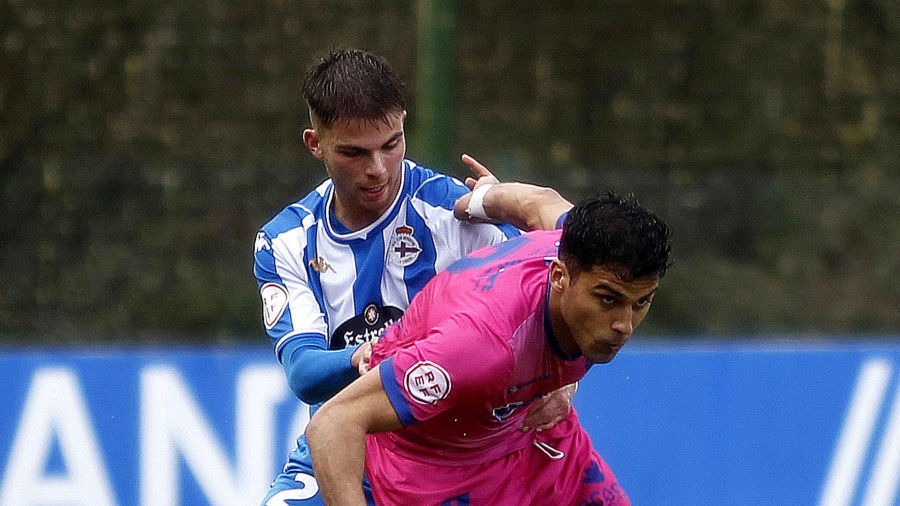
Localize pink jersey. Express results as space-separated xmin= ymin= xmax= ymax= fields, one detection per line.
xmin=364 ymin=230 xmax=630 ymax=504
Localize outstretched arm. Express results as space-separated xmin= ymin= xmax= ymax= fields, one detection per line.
xmin=453 ymin=154 xmax=573 ymax=231
xmin=306 ymin=364 xmax=402 ymax=505
xmin=454 ymin=155 xmax=578 ymax=432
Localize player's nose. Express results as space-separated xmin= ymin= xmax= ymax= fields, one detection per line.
xmin=366 ymin=153 xmax=388 ymax=178
xmin=611 ymin=308 xmax=634 ymax=336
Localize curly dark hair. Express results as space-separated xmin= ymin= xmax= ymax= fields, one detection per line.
xmin=301 ymin=49 xmax=406 ymax=128
xmin=560 ymin=192 xmax=672 ymax=281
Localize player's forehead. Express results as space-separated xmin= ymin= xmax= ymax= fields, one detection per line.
xmin=321 ymin=111 xmax=404 ymax=144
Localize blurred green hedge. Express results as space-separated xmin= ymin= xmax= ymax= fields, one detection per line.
xmin=1 ymin=1 xmax=897 ymax=342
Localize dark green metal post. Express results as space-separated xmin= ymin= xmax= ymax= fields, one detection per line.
xmin=415 ymin=0 xmax=457 ymax=169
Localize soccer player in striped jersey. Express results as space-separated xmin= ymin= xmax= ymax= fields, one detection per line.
xmin=254 ymin=49 xmax=575 ymax=506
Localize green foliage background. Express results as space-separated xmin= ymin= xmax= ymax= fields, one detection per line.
xmin=1 ymin=0 xmax=897 ymax=343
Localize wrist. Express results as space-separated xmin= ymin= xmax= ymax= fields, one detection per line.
xmin=466 ymin=184 xmax=494 ymax=221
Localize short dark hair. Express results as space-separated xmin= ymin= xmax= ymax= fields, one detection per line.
xmin=301 ymin=49 xmax=406 ymax=128
xmin=560 ymin=192 xmax=671 ymax=281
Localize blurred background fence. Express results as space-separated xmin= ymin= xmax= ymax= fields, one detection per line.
xmin=1 ymin=0 xmax=898 ymax=343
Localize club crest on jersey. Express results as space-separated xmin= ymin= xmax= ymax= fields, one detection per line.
xmin=389 ymin=225 xmax=421 ymax=266
xmin=404 ymin=361 xmax=451 ymax=405
xmin=260 ymin=282 xmax=288 ymax=329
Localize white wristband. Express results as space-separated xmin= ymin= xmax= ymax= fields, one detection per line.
xmin=466 ymin=184 xmax=494 ymax=221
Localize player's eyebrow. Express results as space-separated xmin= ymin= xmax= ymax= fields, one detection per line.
xmin=335 ymin=143 xmax=367 ymax=152
xmin=594 ymin=284 xmax=658 ymax=301
xmin=335 ymin=132 xmax=403 ymax=152
xmin=381 ymin=131 xmax=403 ymax=147
xmin=638 ymin=288 xmax=658 ymax=300
xmin=593 ymin=284 xmax=625 ymax=299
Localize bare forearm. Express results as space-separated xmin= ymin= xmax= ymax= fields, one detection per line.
xmin=454 ymin=154 xmax=573 ymax=231
xmin=482 ymin=183 xmax=573 ymax=231
xmin=306 ymin=364 xmax=403 ymax=505
xmin=306 ymin=404 xmax=368 ymax=505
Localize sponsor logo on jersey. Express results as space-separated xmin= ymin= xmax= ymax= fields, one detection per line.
xmin=254 ymin=232 xmax=271 ymax=252
xmin=404 ymin=361 xmax=451 ymax=405
xmin=330 ymin=304 xmax=403 ymax=350
xmin=308 ymin=256 xmax=335 ymax=274
xmin=364 ymin=303 xmax=379 ymax=325
xmin=389 ymin=225 xmax=422 ymax=266
xmin=260 ymin=283 xmax=289 ymax=329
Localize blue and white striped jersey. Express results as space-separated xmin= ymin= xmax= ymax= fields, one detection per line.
xmin=253 ymin=159 xmax=520 ymax=361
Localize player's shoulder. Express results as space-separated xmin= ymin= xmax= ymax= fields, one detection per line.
xmin=258 ymin=180 xmax=330 ymax=240
xmin=403 ymin=159 xmax=468 ymax=210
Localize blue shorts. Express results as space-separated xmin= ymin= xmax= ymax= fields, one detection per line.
xmin=260 ymin=434 xmax=375 ymax=506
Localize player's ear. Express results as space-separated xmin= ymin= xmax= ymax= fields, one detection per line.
xmin=550 ymin=259 xmax=569 ymax=292
xmin=303 ymin=128 xmax=324 ymax=159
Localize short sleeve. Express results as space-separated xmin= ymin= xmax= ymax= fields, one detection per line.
xmin=253 ymin=228 xmax=328 ymax=356
xmin=378 ymin=314 xmax=513 ymax=425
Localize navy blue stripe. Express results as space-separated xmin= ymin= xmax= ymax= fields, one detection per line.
xmin=544 ymin=281 xmax=581 ymax=360
xmin=304 ymin=224 xmax=328 ymax=326
xmin=349 ymin=232 xmax=385 ymax=314
xmin=379 ymin=356 xmax=416 ymax=426
xmin=402 ymin=206 xmax=437 ymax=300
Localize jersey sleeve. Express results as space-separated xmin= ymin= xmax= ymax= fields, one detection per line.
xmin=378 ymin=313 xmax=514 ymax=426
xmin=253 ymin=228 xmax=328 ymax=357
xmin=254 ymin=227 xmax=362 ymax=404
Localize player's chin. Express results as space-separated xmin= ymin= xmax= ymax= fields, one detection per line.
xmin=587 ymin=353 xmax=616 ymax=364
xmin=585 ymin=346 xmax=622 ymax=364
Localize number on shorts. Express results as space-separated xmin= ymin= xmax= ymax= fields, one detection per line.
xmin=265 ymin=472 xmax=319 ymax=505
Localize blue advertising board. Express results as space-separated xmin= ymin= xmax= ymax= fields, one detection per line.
xmin=0 ymin=341 xmax=898 ymax=505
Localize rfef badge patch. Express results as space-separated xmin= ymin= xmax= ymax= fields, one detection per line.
xmin=260 ymin=282 xmax=289 ymax=329
xmin=389 ymin=225 xmax=422 ymax=266
xmin=404 ymin=361 xmax=451 ymax=404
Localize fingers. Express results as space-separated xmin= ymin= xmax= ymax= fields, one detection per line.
xmin=525 ymin=416 xmax=565 ymax=433
xmin=461 ymin=153 xmax=491 ymax=177
xmin=356 ymin=341 xmax=375 ymax=375
xmin=455 ymin=154 xmax=500 ymax=222
xmin=460 ymin=154 xmax=500 ymax=187
xmin=519 ymin=387 xmax=574 ymax=432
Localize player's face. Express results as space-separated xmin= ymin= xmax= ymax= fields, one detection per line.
xmin=304 ymin=110 xmax=407 ymax=230
xmin=551 ymin=261 xmax=658 ymax=364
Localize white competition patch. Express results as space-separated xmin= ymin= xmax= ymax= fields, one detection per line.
xmin=260 ymin=283 xmax=289 ymax=329
xmin=404 ymin=361 xmax=451 ymax=405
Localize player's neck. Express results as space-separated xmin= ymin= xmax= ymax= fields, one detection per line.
xmin=547 ymin=291 xmax=579 ymax=357
xmin=331 ymin=200 xmax=380 ymax=231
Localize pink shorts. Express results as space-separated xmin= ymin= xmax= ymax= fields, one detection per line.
xmin=366 ymin=414 xmax=630 ymax=506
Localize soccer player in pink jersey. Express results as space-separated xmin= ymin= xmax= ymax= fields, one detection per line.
xmin=306 ymin=188 xmax=671 ymax=505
